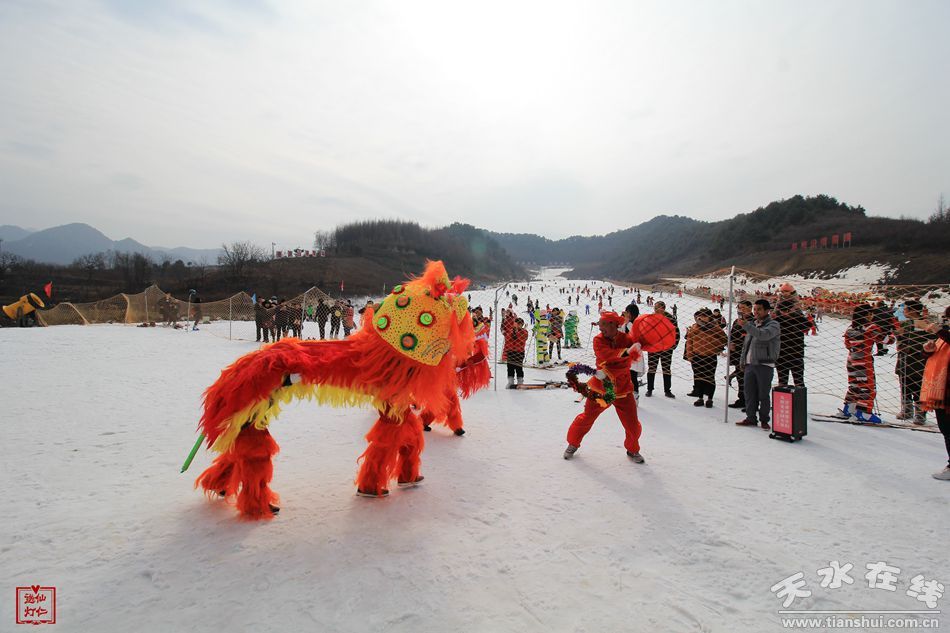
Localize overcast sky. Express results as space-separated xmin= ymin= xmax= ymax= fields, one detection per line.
xmin=1 ymin=0 xmax=948 ymax=250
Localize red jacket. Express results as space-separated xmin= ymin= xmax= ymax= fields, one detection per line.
xmin=503 ymin=327 xmax=529 ymax=359
xmin=589 ymin=331 xmax=635 ymax=396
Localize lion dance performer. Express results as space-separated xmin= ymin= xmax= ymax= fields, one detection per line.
xmin=563 ymin=310 xmax=676 ymax=463
xmin=192 ymin=261 xmax=476 ymax=519
xmin=418 ymin=306 xmax=491 ymax=435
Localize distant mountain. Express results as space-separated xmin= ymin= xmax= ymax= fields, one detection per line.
xmin=484 ymin=195 xmax=950 ymax=283
xmin=0 ymin=225 xmax=34 ymax=242
xmin=2 ymin=223 xmax=221 ymax=265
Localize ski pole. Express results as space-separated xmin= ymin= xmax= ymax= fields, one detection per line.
xmin=180 ymin=433 xmax=205 ymax=473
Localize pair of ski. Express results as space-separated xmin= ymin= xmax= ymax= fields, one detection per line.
xmin=810 ymin=413 xmax=938 ymax=433
xmin=509 ymin=380 xmax=571 ymax=390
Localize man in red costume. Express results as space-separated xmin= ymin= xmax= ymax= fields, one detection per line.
xmin=564 ymin=311 xmax=645 ymax=463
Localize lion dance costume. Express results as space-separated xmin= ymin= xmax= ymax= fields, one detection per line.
xmin=193 ymin=261 xmax=476 ymax=520
xmin=418 ymin=313 xmax=491 ymax=435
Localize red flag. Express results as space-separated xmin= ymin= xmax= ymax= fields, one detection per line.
xmin=44 ymin=282 xmax=52 ymax=298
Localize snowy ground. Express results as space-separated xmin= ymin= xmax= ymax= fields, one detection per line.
xmin=2 ymin=310 xmax=948 ymax=631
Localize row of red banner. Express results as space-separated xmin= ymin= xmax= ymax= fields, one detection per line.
xmin=791 ymin=232 xmax=852 ymax=251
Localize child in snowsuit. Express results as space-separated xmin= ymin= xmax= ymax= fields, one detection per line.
xmin=840 ymin=304 xmax=887 ymax=422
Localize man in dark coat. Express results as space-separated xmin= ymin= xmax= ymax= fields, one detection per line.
xmin=315 ymin=298 xmax=330 ymax=339
xmin=774 ymin=296 xmax=811 ymax=388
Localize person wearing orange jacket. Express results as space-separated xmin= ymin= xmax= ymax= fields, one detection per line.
xmin=563 ymin=311 xmax=645 ymax=463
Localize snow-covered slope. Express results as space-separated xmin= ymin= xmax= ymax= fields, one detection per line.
xmin=2 ymin=314 xmax=947 ymax=631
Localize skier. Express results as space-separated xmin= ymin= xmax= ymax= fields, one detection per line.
xmin=564 ymin=310 xmax=580 ymax=348
xmin=533 ymin=308 xmax=551 ymax=365
xmin=838 ymin=304 xmax=887 ymax=423
xmin=548 ymin=308 xmax=564 ymax=360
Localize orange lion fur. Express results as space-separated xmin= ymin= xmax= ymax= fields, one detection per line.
xmin=193 ymin=260 xmax=475 ymax=519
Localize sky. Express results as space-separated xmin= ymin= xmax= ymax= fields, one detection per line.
xmin=1 ymin=0 xmax=948 ymax=250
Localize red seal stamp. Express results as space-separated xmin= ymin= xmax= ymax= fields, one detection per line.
xmin=16 ymin=585 xmax=56 ymax=625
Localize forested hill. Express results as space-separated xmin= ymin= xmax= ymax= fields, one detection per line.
xmin=484 ymin=195 xmax=950 ymax=283
xmin=329 ymin=220 xmax=526 ymax=281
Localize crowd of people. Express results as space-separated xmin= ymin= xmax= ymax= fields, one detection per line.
xmin=499 ymin=280 xmax=950 ymax=480
xmin=251 ymin=296 xmax=365 ymax=342
xmin=170 ymin=277 xmax=950 ymax=481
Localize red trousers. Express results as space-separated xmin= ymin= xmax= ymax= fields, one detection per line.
xmin=567 ymin=394 xmax=641 ymax=453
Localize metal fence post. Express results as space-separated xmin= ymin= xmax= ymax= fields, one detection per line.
xmin=723 ymin=266 xmax=735 ymax=423
xmin=492 ymin=282 xmax=509 ymax=391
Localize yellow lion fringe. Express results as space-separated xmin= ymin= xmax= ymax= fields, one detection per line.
xmin=210 ymin=383 xmax=386 ymax=453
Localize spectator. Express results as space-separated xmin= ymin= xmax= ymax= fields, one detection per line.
xmin=872 ymin=300 xmax=898 ymax=356
xmin=190 ymin=291 xmax=202 ymax=331
xmin=735 ymin=299 xmax=780 ymax=429
xmin=645 ymin=300 xmax=678 ymax=398
xmin=254 ymin=296 xmax=266 ymax=341
xmin=502 ymin=312 xmax=529 ymax=388
xmin=315 ymin=298 xmax=330 ymax=339
xmin=727 ymin=301 xmax=753 ymax=409
xmin=261 ymin=297 xmax=277 ymax=343
xmin=684 ymin=308 xmax=726 ymax=408
xmin=343 ymin=300 xmax=355 ymax=337
xmin=774 ymin=288 xmax=810 ymax=388
xmin=713 ymin=308 xmax=726 ymax=328
xmin=920 ymin=308 xmax=950 ymax=479
xmin=895 ymin=300 xmax=930 ymax=423
xmin=329 ymin=301 xmax=342 ymax=338
xmin=622 ymin=303 xmax=642 ymax=396
xmin=289 ymin=301 xmax=303 ymax=338
xmin=274 ymin=299 xmax=288 ymax=342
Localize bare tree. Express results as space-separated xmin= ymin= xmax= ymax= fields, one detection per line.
xmin=72 ymin=252 xmax=108 ymax=283
xmin=313 ymin=230 xmax=335 ymax=255
xmin=218 ymin=241 xmax=266 ymax=278
xmin=931 ymin=194 xmax=948 ymax=223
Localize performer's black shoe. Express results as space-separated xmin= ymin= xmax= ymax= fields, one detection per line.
xmin=454 ymin=428 xmax=465 ymax=436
